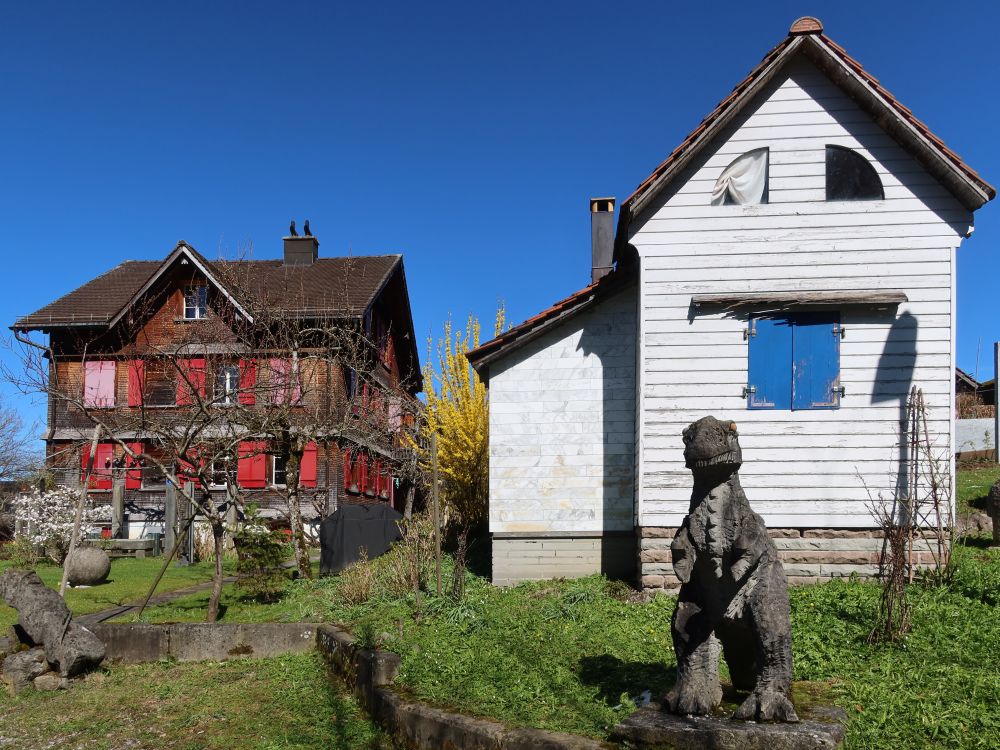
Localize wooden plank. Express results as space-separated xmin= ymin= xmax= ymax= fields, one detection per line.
xmin=689 ymin=290 xmax=909 ymax=306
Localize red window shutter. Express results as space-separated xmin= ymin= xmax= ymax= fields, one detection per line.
xmin=239 ymin=359 xmax=256 ymax=405
xmin=300 ymin=442 xmax=318 ymax=487
xmin=343 ymin=449 xmax=352 ymax=492
xmin=237 ymin=441 xmax=267 ymax=489
xmin=84 ymin=361 xmax=116 ymax=407
xmin=87 ymin=443 xmax=114 ymax=490
xmin=125 ymin=442 xmax=143 ymax=489
xmin=176 ymin=360 xmax=191 ymax=405
xmin=80 ymin=444 xmax=92 ymax=487
xmin=176 ymin=358 xmax=206 ymax=405
xmin=127 ymin=360 xmax=145 ymax=407
xmin=359 ymin=454 xmax=369 ymax=495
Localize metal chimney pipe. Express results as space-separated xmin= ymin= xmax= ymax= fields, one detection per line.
xmin=590 ymin=197 xmax=615 ymax=283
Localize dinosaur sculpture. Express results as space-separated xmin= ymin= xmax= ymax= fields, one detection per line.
xmin=664 ymin=416 xmax=798 ymax=723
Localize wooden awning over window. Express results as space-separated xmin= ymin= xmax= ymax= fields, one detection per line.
xmin=690 ymin=290 xmax=908 ymax=309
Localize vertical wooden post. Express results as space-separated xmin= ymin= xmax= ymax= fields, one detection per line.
xmin=111 ymin=474 xmax=125 ymax=539
xmin=164 ymin=481 xmax=177 ymax=553
xmin=994 ymin=342 xmax=999 ymax=463
xmin=60 ymin=425 xmax=102 ymax=597
xmin=432 ymin=432 xmax=442 ymax=597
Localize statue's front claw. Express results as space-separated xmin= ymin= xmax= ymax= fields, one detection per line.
xmin=664 ymin=681 xmax=722 ymax=716
xmin=733 ymin=689 xmax=799 ymax=723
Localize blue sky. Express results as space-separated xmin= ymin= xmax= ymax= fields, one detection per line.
xmin=1 ymin=1 xmax=997 ymax=437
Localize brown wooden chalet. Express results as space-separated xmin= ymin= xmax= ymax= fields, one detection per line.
xmin=12 ymin=228 xmax=421 ymax=532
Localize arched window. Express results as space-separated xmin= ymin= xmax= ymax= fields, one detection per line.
xmin=711 ymin=148 xmax=768 ymax=206
xmin=825 ymin=145 xmax=884 ymax=200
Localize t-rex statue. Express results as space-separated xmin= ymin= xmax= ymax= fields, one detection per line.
xmin=664 ymin=416 xmax=798 ymax=722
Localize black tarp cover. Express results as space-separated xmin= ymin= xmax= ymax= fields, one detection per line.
xmin=320 ymin=503 xmax=403 ymax=575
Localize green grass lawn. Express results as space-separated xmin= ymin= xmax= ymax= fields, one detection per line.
xmin=0 ymin=557 xmax=223 ymax=630
xmin=0 ymin=653 xmax=388 ymax=750
xmin=956 ymin=462 xmax=1000 ymax=515
xmin=129 ymin=542 xmax=1000 ymax=749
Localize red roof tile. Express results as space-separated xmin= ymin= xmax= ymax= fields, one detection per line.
xmin=467 ymin=271 xmax=633 ymax=370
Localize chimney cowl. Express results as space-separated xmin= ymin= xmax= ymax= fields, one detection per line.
xmin=590 ymin=197 xmax=615 ymax=283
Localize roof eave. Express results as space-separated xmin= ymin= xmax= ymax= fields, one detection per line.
xmin=801 ymin=36 xmax=994 ymax=212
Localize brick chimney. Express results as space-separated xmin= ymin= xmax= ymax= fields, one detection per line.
xmin=284 ymin=222 xmax=319 ymax=266
xmin=590 ymin=197 xmax=615 ymax=283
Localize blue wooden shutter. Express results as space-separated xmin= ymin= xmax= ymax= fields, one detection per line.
xmin=747 ymin=317 xmax=792 ymax=409
xmin=792 ymin=313 xmax=841 ymax=409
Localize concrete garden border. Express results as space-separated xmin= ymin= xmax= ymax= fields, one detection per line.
xmin=315 ymin=623 xmax=611 ymax=750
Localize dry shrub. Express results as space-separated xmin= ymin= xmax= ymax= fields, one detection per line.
xmin=334 ymin=514 xmax=437 ymax=606
xmin=379 ymin=513 xmax=436 ymax=597
xmin=956 ymin=391 xmax=994 ymax=419
xmin=339 ymin=548 xmax=376 ymax=605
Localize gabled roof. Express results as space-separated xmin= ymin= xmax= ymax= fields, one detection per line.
xmin=467 ymin=269 xmax=634 ymax=375
xmin=616 ymin=17 xmax=995 ymax=252
xmin=13 ymin=242 xmax=403 ymax=331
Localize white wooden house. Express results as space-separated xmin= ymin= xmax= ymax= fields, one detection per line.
xmin=467 ymin=18 xmax=994 ymax=591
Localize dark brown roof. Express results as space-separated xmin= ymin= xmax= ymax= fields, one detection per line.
xmin=14 ymin=261 xmax=162 ymax=328
xmin=13 ymin=246 xmax=402 ymax=330
xmin=467 ymin=270 xmax=634 ymax=373
xmin=618 ymin=17 xmax=995 ymax=246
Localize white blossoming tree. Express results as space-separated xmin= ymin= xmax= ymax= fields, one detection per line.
xmin=14 ymin=487 xmax=109 ymax=564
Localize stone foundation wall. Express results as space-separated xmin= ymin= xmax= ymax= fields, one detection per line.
xmin=492 ymin=532 xmax=635 ymax=586
xmin=639 ymin=527 xmax=942 ymax=593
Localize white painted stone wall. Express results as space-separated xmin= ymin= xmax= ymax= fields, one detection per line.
xmin=628 ymin=56 xmax=971 ymax=529
xmin=487 ymin=284 xmax=637 ymax=534
xmin=956 ymin=418 xmax=994 ymax=454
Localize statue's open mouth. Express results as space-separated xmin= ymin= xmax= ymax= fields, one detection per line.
xmin=688 ymin=450 xmax=741 ymax=468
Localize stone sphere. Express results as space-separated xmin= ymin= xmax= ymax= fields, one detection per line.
xmin=65 ymin=546 xmax=111 ymax=586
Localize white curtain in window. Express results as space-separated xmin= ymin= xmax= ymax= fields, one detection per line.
xmin=711 ymin=149 xmax=768 ymax=205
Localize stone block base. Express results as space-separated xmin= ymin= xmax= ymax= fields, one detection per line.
xmin=615 ymin=703 xmax=846 ymax=749
xmin=492 ymin=532 xmax=635 ymax=586
xmin=639 ymin=527 xmax=943 ymax=594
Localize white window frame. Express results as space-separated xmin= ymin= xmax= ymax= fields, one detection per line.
xmin=216 ymin=365 xmax=239 ymax=406
xmin=209 ymin=455 xmax=236 ymax=489
xmin=184 ymin=285 xmax=208 ymax=319
xmin=272 ymin=453 xmax=287 ymax=488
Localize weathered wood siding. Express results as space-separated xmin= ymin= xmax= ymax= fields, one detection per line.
xmin=629 ymin=58 xmax=971 ymax=528
xmin=487 ymin=285 xmax=637 ymax=534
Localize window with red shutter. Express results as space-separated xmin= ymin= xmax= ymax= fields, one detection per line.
xmin=176 ymin=358 xmax=207 ymax=405
xmin=84 ymin=361 xmax=116 ymax=408
xmin=82 ymin=443 xmax=114 ymax=490
xmin=237 ymin=441 xmax=267 ymax=489
xmin=238 ymin=359 xmax=256 ymax=405
xmin=360 ymin=454 xmax=372 ymax=496
xmin=127 ymin=360 xmax=145 ymax=407
xmin=300 ymin=442 xmax=318 ymax=488
xmin=125 ymin=442 xmax=143 ymax=489
xmin=343 ymin=449 xmax=354 ymax=493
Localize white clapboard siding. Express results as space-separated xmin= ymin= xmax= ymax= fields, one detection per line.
xmin=629 ymin=56 xmax=968 ymax=529
xmin=486 ymin=285 xmax=637 ymax=534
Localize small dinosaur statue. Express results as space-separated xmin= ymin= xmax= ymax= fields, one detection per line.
xmin=664 ymin=416 xmax=798 ymax=723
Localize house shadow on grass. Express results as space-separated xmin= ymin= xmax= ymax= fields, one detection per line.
xmin=577 ymin=654 xmax=675 ymax=705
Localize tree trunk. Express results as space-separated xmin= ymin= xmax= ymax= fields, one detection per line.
xmin=285 ymin=449 xmax=312 ymax=579
xmin=207 ymin=520 xmax=225 ymax=623
xmin=403 ymin=482 xmax=415 ymax=519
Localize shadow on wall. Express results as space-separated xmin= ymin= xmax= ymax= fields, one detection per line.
xmin=871 ymin=310 xmax=917 ymax=511
xmin=577 ymin=283 xmax=638 ymax=581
